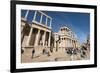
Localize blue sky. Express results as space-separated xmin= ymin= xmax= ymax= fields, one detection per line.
xmin=21 ymin=10 xmax=90 ymax=44
xmin=43 ymin=11 xmax=90 ymax=44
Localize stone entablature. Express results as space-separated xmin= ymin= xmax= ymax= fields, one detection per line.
xmin=22 ymin=10 xmax=52 ymax=29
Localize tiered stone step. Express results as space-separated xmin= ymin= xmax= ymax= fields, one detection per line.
xmin=21 ymin=47 xmax=83 ymax=63
xmin=21 ymin=47 xmax=33 ymax=63
xmin=21 ymin=46 xmax=48 ymax=63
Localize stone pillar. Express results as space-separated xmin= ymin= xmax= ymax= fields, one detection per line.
xmin=72 ymin=41 xmax=73 ymax=48
xmin=26 ymin=27 xmax=33 ymax=46
xmin=74 ymin=41 xmax=76 ymax=48
xmin=48 ymin=32 xmax=51 ymax=47
xmin=21 ymin=26 xmax=24 ymax=32
xmin=72 ymin=40 xmax=73 ymax=48
xmin=71 ymin=40 xmax=73 ymax=48
xmin=73 ymin=41 xmax=75 ymax=48
xmin=21 ymin=26 xmax=24 ymax=41
xmin=45 ymin=17 xmax=48 ymax=25
xmin=40 ymin=14 xmax=43 ymax=23
xmin=34 ymin=29 xmax=40 ymax=46
xmin=25 ymin=10 xmax=29 ymax=19
xmin=42 ymin=31 xmax=46 ymax=46
xmin=70 ymin=39 xmax=71 ymax=47
xmin=68 ymin=39 xmax=70 ymax=47
xmin=50 ymin=19 xmax=52 ymax=28
xmin=54 ymin=40 xmax=56 ymax=48
xmin=67 ymin=38 xmax=69 ymax=47
xmin=33 ymin=11 xmax=37 ymax=21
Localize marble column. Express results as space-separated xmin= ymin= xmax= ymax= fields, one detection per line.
xmin=45 ymin=17 xmax=48 ymax=25
xmin=70 ymin=39 xmax=71 ymax=47
xmin=42 ymin=31 xmax=46 ymax=46
xmin=34 ymin=29 xmax=40 ymax=46
xmin=48 ymin=32 xmax=51 ymax=47
xmin=40 ymin=14 xmax=43 ymax=23
xmin=50 ymin=19 xmax=52 ymax=28
xmin=21 ymin=26 xmax=24 ymax=32
xmin=74 ymin=41 xmax=76 ymax=48
xmin=71 ymin=40 xmax=73 ymax=48
xmin=25 ymin=10 xmax=29 ymax=19
xmin=67 ymin=38 xmax=69 ymax=47
xmin=33 ymin=11 xmax=37 ymax=21
xmin=21 ymin=26 xmax=24 ymax=39
xmin=26 ymin=27 xmax=33 ymax=46
xmin=72 ymin=41 xmax=74 ymax=48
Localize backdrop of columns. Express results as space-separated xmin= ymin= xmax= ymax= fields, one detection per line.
xmin=26 ymin=28 xmax=51 ymax=47
xmin=21 ymin=10 xmax=52 ymax=47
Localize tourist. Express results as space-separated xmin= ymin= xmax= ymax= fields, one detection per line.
xmin=32 ymin=49 xmax=35 ymax=59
